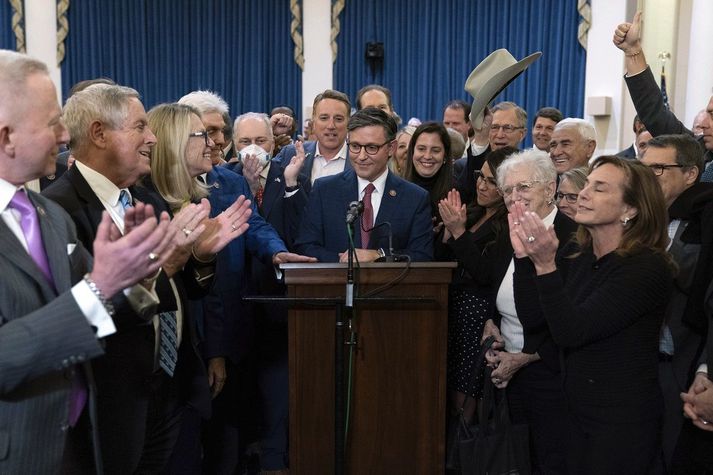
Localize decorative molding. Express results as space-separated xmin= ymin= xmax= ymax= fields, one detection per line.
xmin=290 ymin=0 xmax=304 ymax=70
xmin=577 ymin=0 xmax=591 ymax=50
xmin=330 ymin=0 xmax=345 ymax=63
xmin=9 ymin=0 xmax=25 ymax=52
xmin=57 ymin=0 xmax=69 ymax=66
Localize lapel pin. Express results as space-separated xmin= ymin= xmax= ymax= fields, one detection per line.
xmin=275 ymin=177 xmax=281 ymax=183
xmin=47 ymin=174 xmax=56 ymax=180
xmin=213 ymin=182 xmax=220 ymax=189
xmin=37 ymin=206 xmax=47 ymax=216
xmin=389 ymin=189 xmax=397 ymax=197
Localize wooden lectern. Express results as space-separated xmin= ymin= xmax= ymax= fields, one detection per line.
xmin=282 ymin=262 xmax=456 ymax=474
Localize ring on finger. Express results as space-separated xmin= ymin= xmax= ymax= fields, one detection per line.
xmin=182 ymin=228 xmax=192 ymax=236
xmin=148 ymin=252 xmax=160 ymax=262
xmin=231 ymin=224 xmax=237 ymax=231
xmin=703 ymin=419 xmax=710 ymax=425
xmin=527 ymin=236 xmax=536 ymax=243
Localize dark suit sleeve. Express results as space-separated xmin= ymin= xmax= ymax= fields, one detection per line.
xmin=402 ymin=190 xmax=434 ymax=261
xmin=294 ymin=180 xmax=340 ymax=262
xmin=625 ymin=66 xmax=692 ymax=137
xmin=0 ymin=289 xmax=103 ymax=395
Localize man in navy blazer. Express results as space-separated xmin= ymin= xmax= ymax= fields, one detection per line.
xmin=295 ymin=107 xmax=433 ymax=263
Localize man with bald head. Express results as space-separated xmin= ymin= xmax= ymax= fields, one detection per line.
xmin=549 ymin=118 xmax=597 ymax=174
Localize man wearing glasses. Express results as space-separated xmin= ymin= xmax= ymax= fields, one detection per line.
xmin=295 ymin=107 xmax=433 ymax=263
xmin=639 ymin=133 xmax=713 ymax=471
xmin=455 ymin=101 xmax=527 ymax=204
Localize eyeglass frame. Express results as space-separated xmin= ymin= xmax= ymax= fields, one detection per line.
xmin=346 ymin=140 xmax=391 ymax=156
xmin=555 ymin=191 xmax=579 ymax=204
xmin=646 ymin=163 xmax=685 ymax=176
xmin=498 ymin=180 xmax=542 ymax=197
xmin=188 ymin=130 xmax=210 ymax=146
xmin=474 ymin=170 xmax=498 ymax=188
xmin=490 ymin=124 xmax=525 ymax=134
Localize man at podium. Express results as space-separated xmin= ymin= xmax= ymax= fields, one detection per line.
xmin=295 ymin=107 xmax=433 ymax=263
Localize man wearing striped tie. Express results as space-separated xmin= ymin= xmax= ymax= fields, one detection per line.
xmin=43 ymin=83 xmax=252 ymax=473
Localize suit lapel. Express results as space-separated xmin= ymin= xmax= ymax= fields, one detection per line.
xmin=262 ymin=162 xmax=283 ymax=218
xmin=374 ymin=172 xmax=400 ymax=227
xmin=66 ymin=165 xmax=105 ymax=231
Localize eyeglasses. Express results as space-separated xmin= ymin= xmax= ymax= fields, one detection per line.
xmin=555 ymin=191 xmax=579 ymax=204
xmin=490 ymin=124 xmax=524 ymax=134
xmin=474 ymin=170 xmax=498 ymax=187
xmin=646 ymin=164 xmax=685 ymax=176
xmin=347 ymin=140 xmax=390 ymax=156
xmin=498 ymin=180 xmax=541 ymax=197
xmin=188 ymin=130 xmax=210 ymax=146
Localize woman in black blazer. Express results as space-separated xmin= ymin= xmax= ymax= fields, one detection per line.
xmin=441 ymin=148 xmax=577 ymax=474
xmin=511 ymin=156 xmax=674 ymax=474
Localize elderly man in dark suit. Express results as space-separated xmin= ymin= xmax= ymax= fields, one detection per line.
xmin=43 ymin=83 xmax=253 ymax=474
xmin=0 ymin=50 xmax=175 ymax=474
xmin=295 ymin=107 xmax=433 ymax=263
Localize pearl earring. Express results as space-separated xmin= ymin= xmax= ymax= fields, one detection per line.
xmin=621 ymin=216 xmax=630 ymax=226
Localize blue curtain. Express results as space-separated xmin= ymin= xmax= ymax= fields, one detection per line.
xmin=61 ymin=0 xmax=301 ymax=120
xmin=1 ymin=0 xmax=17 ymax=50
xmin=334 ymin=0 xmax=585 ymax=148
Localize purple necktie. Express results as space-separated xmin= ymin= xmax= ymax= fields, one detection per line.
xmin=10 ymin=189 xmax=86 ymax=425
xmin=9 ymin=189 xmax=54 ymax=284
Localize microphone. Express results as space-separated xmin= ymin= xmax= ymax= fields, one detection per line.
xmin=345 ymin=200 xmax=364 ymax=224
xmin=366 ymin=221 xmax=396 ymax=262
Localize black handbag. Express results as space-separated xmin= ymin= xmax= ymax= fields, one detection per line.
xmin=458 ymin=367 xmax=531 ymax=475
xmin=445 ymin=336 xmax=495 ymax=471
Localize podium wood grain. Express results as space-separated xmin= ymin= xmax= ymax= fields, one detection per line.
xmin=283 ymin=263 xmax=455 ymax=474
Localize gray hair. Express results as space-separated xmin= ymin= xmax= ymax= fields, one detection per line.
xmin=446 ymin=127 xmax=466 ymax=160
xmin=0 ymin=50 xmax=49 ymax=120
xmin=178 ymin=90 xmax=229 ymax=116
xmin=496 ymin=148 xmax=557 ymax=189
xmin=63 ymin=83 xmax=141 ymax=151
xmin=559 ymin=166 xmax=589 ymax=191
xmin=491 ymin=101 xmax=527 ymax=128
xmin=555 ymin=118 xmax=596 ymax=142
xmin=233 ymin=112 xmax=274 ymax=141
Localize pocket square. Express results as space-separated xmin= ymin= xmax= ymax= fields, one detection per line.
xmin=67 ymin=243 xmax=76 ymax=255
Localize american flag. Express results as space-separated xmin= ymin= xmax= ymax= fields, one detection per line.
xmin=661 ymin=65 xmax=670 ymax=110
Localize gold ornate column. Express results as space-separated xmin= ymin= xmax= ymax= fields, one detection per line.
xmin=9 ymin=0 xmax=25 ymax=52
xmin=56 ymin=0 xmax=69 ymax=66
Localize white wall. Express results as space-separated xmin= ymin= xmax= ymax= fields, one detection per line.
xmin=301 ymin=0 xmax=333 ymax=124
xmin=24 ymin=0 xmax=61 ymax=103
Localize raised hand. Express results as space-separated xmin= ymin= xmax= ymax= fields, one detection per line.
xmin=242 ymin=154 xmax=263 ymax=195
xmin=162 ymin=203 xmax=209 ymax=276
xmin=193 ymin=196 xmax=252 ymax=258
xmin=508 ymin=202 xmax=558 ymax=274
xmin=284 ymin=140 xmax=307 ymax=187
xmin=91 ymin=209 xmax=176 ymax=297
xmin=437 ymin=188 xmax=467 ymax=239
xmin=613 ymin=11 xmax=642 ymax=54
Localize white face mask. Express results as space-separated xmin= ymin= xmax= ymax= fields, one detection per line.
xmin=239 ymin=144 xmax=270 ymax=168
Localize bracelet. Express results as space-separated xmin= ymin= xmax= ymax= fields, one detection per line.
xmin=191 ymin=245 xmax=216 ymax=264
xmin=625 ymin=49 xmax=642 ymax=58
xmin=83 ymin=273 xmax=115 ymax=316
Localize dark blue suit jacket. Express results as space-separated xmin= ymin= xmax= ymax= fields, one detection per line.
xmin=199 ymin=166 xmax=287 ymax=363
xmin=294 ymin=169 xmax=434 ymax=262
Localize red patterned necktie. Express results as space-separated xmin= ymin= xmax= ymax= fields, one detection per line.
xmin=255 ymin=183 xmax=264 ymax=207
xmin=360 ymin=183 xmax=375 ymax=248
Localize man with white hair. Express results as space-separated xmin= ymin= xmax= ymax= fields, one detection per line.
xmin=549 ymin=118 xmax=597 ymax=174
xmin=178 ymin=91 xmax=313 ymax=474
xmin=0 ymin=49 xmax=180 ymax=473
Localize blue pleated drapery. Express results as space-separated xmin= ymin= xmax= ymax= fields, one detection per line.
xmin=61 ymin=0 xmax=301 ymax=120
xmin=1 ymin=0 xmax=17 ymax=50
xmin=334 ymin=0 xmax=586 ymax=148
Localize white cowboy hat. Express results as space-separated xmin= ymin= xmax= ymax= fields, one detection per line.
xmin=464 ymin=49 xmax=542 ymax=128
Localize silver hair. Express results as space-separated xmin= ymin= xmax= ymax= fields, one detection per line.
xmin=178 ymin=90 xmax=229 ymax=116
xmin=233 ymin=112 xmax=273 ymax=141
xmin=560 ymin=166 xmax=589 ymax=191
xmin=496 ymin=148 xmax=557 ymax=189
xmin=491 ymin=101 xmax=527 ymax=128
xmin=555 ymin=117 xmax=596 ymax=142
xmin=63 ymin=83 xmax=140 ymax=151
xmin=0 ymin=50 xmax=49 ymax=120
